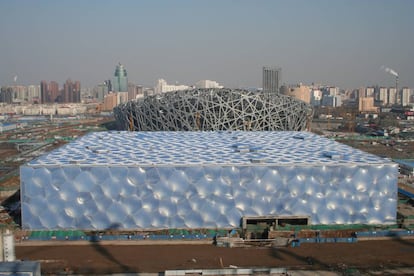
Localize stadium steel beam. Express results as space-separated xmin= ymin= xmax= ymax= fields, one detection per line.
xmin=114 ymin=88 xmax=313 ymax=131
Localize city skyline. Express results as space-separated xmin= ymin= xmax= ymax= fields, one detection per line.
xmin=1 ymin=0 xmax=413 ymax=89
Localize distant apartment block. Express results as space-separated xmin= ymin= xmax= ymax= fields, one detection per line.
xmin=154 ymin=79 xmax=189 ymax=94
xmin=365 ymin=87 xmax=375 ymax=98
xmin=63 ymin=79 xmax=81 ymax=103
xmin=27 ymin=85 xmax=41 ymax=103
xmin=359 ymin=97 xmax=377 ymax=113
xmin=95 ymin=83 xmax=110 ymax=102
xmin=262 ymin=66 xmax=281 ymax=94
xmin=40 ymin=80 xmax=80 ymax=104
xmin=401 ymin=87 xmax=412 ymax=106
xmin=195 ymin=80 xmax=223 ymax=89
xmin=388 ymin=88 xmax=397 ymax=105
xmin=322 ymin=95 xmax=342 ymax=107
xmin=101 ymin=92 xmax=118 ymax=111
xmin=0 ymin=87 xmax=13 ymax=104
xmin=281 ymin=84 xmax=311 ymax=104
xmin=327 ymin=87 xmax=339 ymax=96
xmin=0 ymin=85 xmax=40 ymax=104
xmin=379 ymin=87 xmax=388 ymax=105
xmin=310 ymin=89 xmax=322 ymax=106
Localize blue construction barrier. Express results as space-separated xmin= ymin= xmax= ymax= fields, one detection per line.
xmin=399 ymin=188 xmax=414 ymax=199
xmin=298 ymin=237 xmax=357 ymax=244
xmin=26 ymin=233 xmax=216 ymax=241
xmin=355 ymin=230 xmax=414 ymax=238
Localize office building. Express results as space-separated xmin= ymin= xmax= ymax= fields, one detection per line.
xmin=113 ymin=63 xmax=128 ymax=92
xmin=262 ymin=67 xmax=281 ymax=94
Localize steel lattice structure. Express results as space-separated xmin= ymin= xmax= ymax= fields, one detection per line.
xmin=114 ymin=88 xmax=313 ymax=131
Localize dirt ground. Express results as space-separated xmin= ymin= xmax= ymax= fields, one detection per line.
xmin=16 ymin=239 xmax=414 ymax=274
xmin=338 ymin=139 xmax=414 ymax=159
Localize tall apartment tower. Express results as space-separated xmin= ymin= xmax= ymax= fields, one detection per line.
xmin=262 ymin=67 xmax=281 ymax=94
xmin=63 ymin=79 xmax=81 ymax=103
xmin=48 ymin=81 xmax=59 ymax=103
xmin=113 ymin=63 xmax=128 ymax=92
xmin=40 ymin=81 xmax=49 ymax=104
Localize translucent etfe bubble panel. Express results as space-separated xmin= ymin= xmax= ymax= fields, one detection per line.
xmin=20 ymin=131 xmax=399 ymax=230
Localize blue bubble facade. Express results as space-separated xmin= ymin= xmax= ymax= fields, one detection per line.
xmin=20 ymin=131 xmax=398 ymax=230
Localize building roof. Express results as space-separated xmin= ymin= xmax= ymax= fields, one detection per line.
xmin=27 ymin=131 xmax=392 ymax=167
xmin=394 ymin=159 xmax=414 ymax=169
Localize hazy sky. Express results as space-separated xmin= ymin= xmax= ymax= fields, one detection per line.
xmin=1 ymin=0 xmax=413 ymax=89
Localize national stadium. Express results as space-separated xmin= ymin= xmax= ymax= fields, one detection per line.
xmin=113 ymin=88 xmax=312 ymax=131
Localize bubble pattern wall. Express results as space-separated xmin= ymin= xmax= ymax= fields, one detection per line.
xmin=20 ymin=131 xmax=398 ymax=230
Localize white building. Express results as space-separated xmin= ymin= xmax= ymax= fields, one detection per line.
xmin=195 ymin=80 xmax=223 ymax=89
xmin=388 ymin=88 xmax=397 ymax=105
xmin=379 ymin=87 xmax=388 ymax=105
xmin=27 ymin=85 xmax=41 ymax=103
xmin=321 ymin=95 xmax=342 ymax=107
xmin=117 ymin=91 xmax=129 ymax=105
xmin=365 ymin=87 xmax=375 ymax=98
xmin=154 ymin=79 xmax=190 ymax=94
xmin=401 ymin=88 xmax=412 ymax=106
xmin=310 ymin=89 xmax=322 ymax=106
xmin=328 ymin=87 xmax=339 ymax=96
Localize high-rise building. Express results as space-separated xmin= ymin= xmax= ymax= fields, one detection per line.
xmin=379 ymin=87 xmax=388 ymax=105
xmin=63 ymin=79 xmax=81 ymax=103
xmin=96 ymin=83 xmax=109 ymax=102
xmin=358 ymin=87 xmax=366 ymax=98
xmin=12 ymin=86 xmax=28 ymax=102
xmin=113 ymin=63 xmax=128 ymax=92
xmin=27 ymin=85 xmax=40 ymax=103
xmin=262 ymin=66 xmax=281 ymax=94
xmin=322 ymin=95 xmax=342 ymax=107
xmin=401 ymin=87 xmax=412 ymax=106
xmin=0 ymin=87 xmax=13 ymax=104
xmin=310 ymin=89 xmax=322 ymax=106
xmin=328 ymin=87 xmax=339 ymax=96
xmin=48 ymin=81 xmax=59 ymax=103
xmin=40 ymin=81 xmax=49 ymax=104
xmin=365 ymin=87 xmax=375 ymax=98
xmin=128 ymin=83 xmax=137 ymax=101
xmin=388 ymin=88 xmax=397 ymax=105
